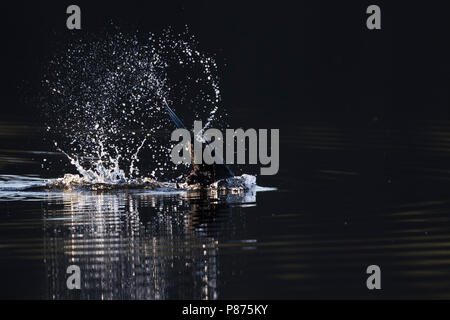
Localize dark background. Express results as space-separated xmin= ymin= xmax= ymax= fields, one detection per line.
xmin=0 ymin=0 xmax=449 ymax=188
xmin=1 ymin=0 xmax=450 ymax=300
xmin=2 ymin=0 xmax=449 ymax=120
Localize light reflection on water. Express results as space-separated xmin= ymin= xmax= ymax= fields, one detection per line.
xmin=4 ymin=122 xmax=450 ymax=299
xmin=42 ymin=190 xmax=253 ymax=300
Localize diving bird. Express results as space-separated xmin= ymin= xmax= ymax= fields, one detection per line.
xmin=163 ymin=99 xmax=234 ymax=186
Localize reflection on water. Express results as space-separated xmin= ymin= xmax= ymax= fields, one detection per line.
xmin=4 ymin=121 xmax=450 ymax=299
xmin=43 ymin=190 xmax=251 ymax=300
xmin=43 ymin=191 xmax=260 ymax=299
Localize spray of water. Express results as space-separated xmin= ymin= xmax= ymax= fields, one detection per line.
xmin=42 ymin=29 xmax=228 ymax=185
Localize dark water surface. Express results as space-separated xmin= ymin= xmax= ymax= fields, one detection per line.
xmin=2 ymin=120 xmax=450 ymax=299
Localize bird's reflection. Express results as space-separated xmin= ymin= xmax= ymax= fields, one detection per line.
xmin=43 ymin=188 xmax=254 ymax=300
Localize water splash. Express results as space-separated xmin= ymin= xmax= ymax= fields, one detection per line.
xmin=42 ymin=29 xmax=228 ymax=184
xmin=0 ymin=173 xmax=269 ymax=207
